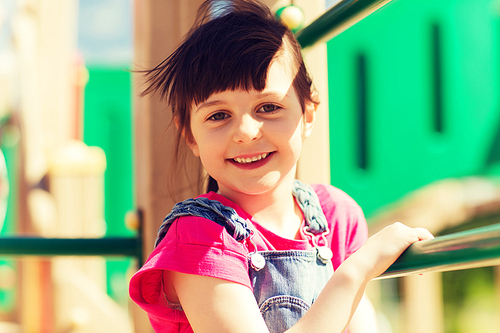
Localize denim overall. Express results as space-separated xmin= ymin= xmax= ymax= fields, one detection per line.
xmin=155 ymin=180 xmax=334 ymax=333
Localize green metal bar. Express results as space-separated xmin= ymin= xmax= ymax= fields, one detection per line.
xmin=0 ymin=237 xmax=141 ymax=261
xmin=296 ymin=0 xmax=392 ymax=49
xmin=379 ymin=223 xmax=500 ymax=279
xmin=0 ymin=210 xmax=145 ymax=265
xmin=4 ymin=223 xmax=499 ymax=279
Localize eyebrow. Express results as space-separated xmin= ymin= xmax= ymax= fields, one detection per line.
xmin=195 ymin=90 xmax=290 ymax=113
xmin=258 ymin=91 xmax=289 ymax=99
xmin=195 ymin=100 xmax=226 ymax=113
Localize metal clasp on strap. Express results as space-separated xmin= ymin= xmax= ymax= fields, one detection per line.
xmin=247 ymin=230 xmax=266 ymax=271
xmin=303 ymin=226 xmax=333 ymax=264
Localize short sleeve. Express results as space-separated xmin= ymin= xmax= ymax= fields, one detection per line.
xmin=129 ymin=215 xmax=251 ymax=320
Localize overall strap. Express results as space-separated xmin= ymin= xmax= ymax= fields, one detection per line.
xmin=155 ymin=197 xmax=251 ymax=247
xmin=154 ymin=180 xmax=328 ymax=247
xmin=292 ymin=180 xmax=328 ymax=235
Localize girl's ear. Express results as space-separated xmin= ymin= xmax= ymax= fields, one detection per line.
xmin=188 ymin=139 xmax=200 ymax=157
xmin=304 ymin=91 xmax=319 ymax=138
xmin=175 ymin=117 xmax=200 ymax=156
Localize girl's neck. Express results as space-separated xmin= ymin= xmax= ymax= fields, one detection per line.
xmin=219 ymin=177 xmax=304 ymax=240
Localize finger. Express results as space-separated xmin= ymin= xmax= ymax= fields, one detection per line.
xmin=412 ymin=227 xmax=434 ymax=241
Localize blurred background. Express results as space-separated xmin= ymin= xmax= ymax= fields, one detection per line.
xmin=0 ymin=0 xmax=134 ymax=332
xmin=0 ymin=0 xmax=499 ymax=332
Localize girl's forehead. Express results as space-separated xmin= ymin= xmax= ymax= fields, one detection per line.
xmin=266 ymin=58 xmax=295 ymax=90
xmin=193 ymin=59 xmax=295 ymax=108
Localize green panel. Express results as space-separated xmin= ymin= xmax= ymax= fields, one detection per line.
xmin=0 ymin=260 xmax=15 ymax=313
xmin=0 ymin=138 xmax=20 ymax=312
xmin=83 ymin=66 xmax=135 ymax=301
xmin=106 ymin=259 xmax=134 ymax=309
xmin=83 ymin=67 xmax=135 ymax=237
xmin=327 ymin=0 xmax=500 ymax=218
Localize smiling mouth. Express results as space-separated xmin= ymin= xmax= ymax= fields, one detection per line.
xmin=233 ymin=153 xmax=271 ymax=164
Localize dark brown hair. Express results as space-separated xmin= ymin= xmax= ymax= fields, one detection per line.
xmin=141 ymin=0 xmax=318 ymax=193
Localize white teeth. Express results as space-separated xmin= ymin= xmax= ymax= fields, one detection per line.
xmin=234 ymin=153 xmax=269 ymax=164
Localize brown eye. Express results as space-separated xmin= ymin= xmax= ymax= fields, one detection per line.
xmin=259 ymin=104 xmax=279 ymax=113
xmin=209 ymin=112 xmax=228 ymax=121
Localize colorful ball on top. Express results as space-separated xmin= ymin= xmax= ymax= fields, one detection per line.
xmin=276 ymin=5 xmax=305 ymax=32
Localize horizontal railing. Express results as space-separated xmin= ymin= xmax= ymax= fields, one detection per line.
xmin=379 ymin=223 xmax=500 ymax=279
xmin=0 ymin=212 xmax=144 ymax=265
xmin=0 ymin=236 xmax=143 ymax=265
xmin=2 ymin=224 xmax=499 ymax=279
xmin=296 ymin=0 xmax=392 ymax=49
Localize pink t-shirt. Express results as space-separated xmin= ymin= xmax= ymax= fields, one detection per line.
xmin=129 ymin=184 xmax=368 ymax=333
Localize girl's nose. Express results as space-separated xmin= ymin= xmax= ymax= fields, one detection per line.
xmin=233 ymin=114 xmax=262 ymax=143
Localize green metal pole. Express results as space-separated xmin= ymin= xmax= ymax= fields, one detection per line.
xmin=296 ymin=0 xmax=392 ymax=49
xmin=3 ymin=224 xmax=500 ymax=278
xmin=379 ymin=223 xmax=500 ymax=279
xmin=0 ymin=237 xmax=142 ymax=260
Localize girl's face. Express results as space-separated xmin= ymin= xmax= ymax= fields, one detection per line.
xmin=188 ymin=58 xmax=316 ymax=198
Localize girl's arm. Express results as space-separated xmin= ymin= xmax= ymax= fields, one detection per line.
xmin=166 ymin=270 xmax=270 ymax=333
xmin=168 ymin=222 xmax=433 ymax=333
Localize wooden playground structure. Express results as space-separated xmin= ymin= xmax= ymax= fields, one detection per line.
xmin=1 ymin=0 xmax=500 ymax=332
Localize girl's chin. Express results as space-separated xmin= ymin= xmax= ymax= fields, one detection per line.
xmin=218 ymin=172 xmax=291 ymax=196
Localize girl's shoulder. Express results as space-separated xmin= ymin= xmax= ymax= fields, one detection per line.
xmin=310 ymin=183 xmax=363 ymax=212
xmin=155 ymin=191 xmax=252 ymax=247
xmin=156 ymin=191 xmax=251 ymax=258
xmin=130 ymin=193 xmax=253 ymax=315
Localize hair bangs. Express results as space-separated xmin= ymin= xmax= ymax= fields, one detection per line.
xmin=184 ymin=13 xmax=285 ymax=107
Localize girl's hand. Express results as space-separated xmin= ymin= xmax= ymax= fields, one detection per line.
xmin=353 ymin=222 xmax=434 ymax=280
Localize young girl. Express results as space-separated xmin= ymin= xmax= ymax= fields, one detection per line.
xmin=129 ymin=1 xmax=433 ymax=332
